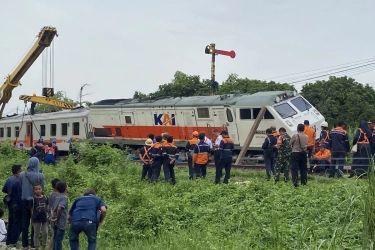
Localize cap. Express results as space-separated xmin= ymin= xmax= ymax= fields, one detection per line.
xmin=319 ymin=144 xmax=326 ymax=148
xmin=19 ymin=142 xmax=24 ymax=146
xmin=192 ymin=131 xmax=199 ymax=136
xmin=52 ymin=139 xmax=56 ymax=143
xmin=220 ymin=130 xmax=228 ymax=135
xmin=367 ymin=120 xmax=375 ymax=124
xmin=38 ymin=138 xmax=43 ymax=143
xmin=304 ymin=120 xmax=310 ymax=125
xmin=145 ymin=138 xmax=153 ymax=146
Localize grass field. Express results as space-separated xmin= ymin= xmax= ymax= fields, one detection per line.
xmin=0 ymin=142 xmax=374 ymax=249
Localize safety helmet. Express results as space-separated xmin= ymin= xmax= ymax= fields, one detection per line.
xmin=320 ymin=121 xmax=328 ymax=127
xmin=192 ymin=131 xmax=199 ymax=136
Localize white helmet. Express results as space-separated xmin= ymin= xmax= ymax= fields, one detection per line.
xmin=320 ymin=121 xmax=328 ymax=127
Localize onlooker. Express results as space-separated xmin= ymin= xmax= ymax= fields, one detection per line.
xmin=289 ymin=124 xmax=309 ymax=187
xmin=0 ymin=208 xmax=7 ymax=243
xmin=48 ymin=178 xmax=60 ymax=250
xmin=212 ymin=130 xmax=222 ymax=168
xmin=262 ymin=128 xmax=277 ymax=181
xmin=68 ymin=189 xmax=107 ymax=250
xmin=214 ymin=131 xmax=234 ymax=184
xmin=2 ymin=164 xmax=22 ymax=247
xmin=148 ymin=133 xmax=156 ymax=144
xmin=32 ymin=184 xmax=49 ymax=250
xmin=50 ymin=181 xmax=68 ymax=250
xmin=19 ymin=157 xmax=45 ymax=250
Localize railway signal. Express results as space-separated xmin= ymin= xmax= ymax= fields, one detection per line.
xmin=204 ymin=43 xmax=236 ymax=95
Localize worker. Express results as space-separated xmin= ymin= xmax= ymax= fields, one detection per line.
xmin=212 ymin=130 xmax=222 ymax=168
xmin=69 ymin=136 xmax=79 ymax=164
xmin=303 ymin=120 xmax=316 ymax=169
xmin=200 ymin=132 xmax=213 ymax=150
xmin=367 ymin=120 xmax=375 ymax=157
xmin=44 ymin=142 xmax=56 ymax=165
xmin=319 ymin=121 xmax=329 ymax=149
xmin=148 ymin=134 xmax=156 ymax=144
xmin=139 ymin=138 xmax=153 ymax=181
xmin=52 ymin=139 xmax=59 ymax=160
xmin=149 ymin=135 xmax=163 ymax=182
xmin=262 ymin=128 xmax=277 ymax=181
xmin=192 ymin=133 xmax=210 ymax=178
xmin=214 ymin=130 xmax=234 ymax=184
xmin=34 ymin=138 xmax=44 ymax=162
xmin=271 ymin=126 xmax=280 ymax=160
xmin=19 ymin=142 xmax=25 ymax=151
xmin=328 ymin=121 xmax=350 ymax=178
xmin=311 ymin=144 xmax=331 ymax=175
xmin=162 ymin=136 xmax=179 ymax=184
xmin=185 ymin=131 xmax=199 ymax=180
xmin=350 ymin=121 xmax=372 ymax=178
xmin=161 ymin=132 xmax=169 ymax=145
xmin=274 ymin=127 xmax=291 ymax=183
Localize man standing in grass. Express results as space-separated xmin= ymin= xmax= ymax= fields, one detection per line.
xmin=50 ymin=181 xmax=68 ymax=250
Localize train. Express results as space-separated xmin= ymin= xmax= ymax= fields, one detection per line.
xmin=0 ymin=90 xmax=325 ymax=161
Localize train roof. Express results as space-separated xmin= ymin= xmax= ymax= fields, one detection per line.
xmin=0 ymin=107 xmax=90 ymax=124
xmin=90 ymin=90 xmax=298 ymax=109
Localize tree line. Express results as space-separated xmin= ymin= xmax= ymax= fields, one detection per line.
xmin=134 ymin=71 xmax=375 ymax=128
xmin=32 ymin=71 xmax=375 ymax=128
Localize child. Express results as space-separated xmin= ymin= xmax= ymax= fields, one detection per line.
xmin=0 ymin=208 xmax=7 ymax=243
xmin=32 ymin=184 xmax=49 ymax=250
xmin=51 ymin=181 xmax=68 ymax=250
xmin=48 ymin=178 xmax=60 ymax=250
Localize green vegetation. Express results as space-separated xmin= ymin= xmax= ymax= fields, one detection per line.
xmin=1 ymin=141 xmax=375 ymax=249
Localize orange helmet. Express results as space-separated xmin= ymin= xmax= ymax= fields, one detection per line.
xmin=192 ymin=131 xmax=199 ymax=136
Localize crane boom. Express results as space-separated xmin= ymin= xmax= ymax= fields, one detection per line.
xmin=19 ymin=95 xmax=74 ymax=109
xmin=0 ymin=26 xmax=57 ymax=117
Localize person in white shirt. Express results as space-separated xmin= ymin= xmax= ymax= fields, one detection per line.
xmin=212 ymin=130 xmax=223 ymax=167
xmin=0 ymin=208 xmax=7 ymax=243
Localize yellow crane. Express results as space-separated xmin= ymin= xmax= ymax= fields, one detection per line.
xmin=0 ymin=26 xmax=74 ymax=118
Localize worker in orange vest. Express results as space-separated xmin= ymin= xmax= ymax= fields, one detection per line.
xmin=311 ymin=144 xmax=331 ymax=175
xmin=303 ymin=120 xmax=316 ymax=172
xmin=185 ymin=131 xmax=199 ymax=180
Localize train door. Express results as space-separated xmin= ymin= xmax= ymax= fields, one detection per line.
xmin=26 ymin=122 xmax=33 ymax=147
xmin=212 ymin=107 xmax=238 ymax=144
xmin=121 ymin=112 xmax=135 ymax=139
xmin=182 ymin=109 xmax=198 ymax=140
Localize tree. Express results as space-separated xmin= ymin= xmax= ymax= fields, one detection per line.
xmin=33 ymin=91 xmax=77 ymax=114
xmin=300 ymin=76 xmax=375 ymax=128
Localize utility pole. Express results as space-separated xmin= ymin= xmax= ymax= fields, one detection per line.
xmin=204 ymin=43 xmax=236 ymax=95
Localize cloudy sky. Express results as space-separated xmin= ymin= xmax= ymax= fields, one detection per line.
xmin=0 ymin=0 xmax=374 ymax=115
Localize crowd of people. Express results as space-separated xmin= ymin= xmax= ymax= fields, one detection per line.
xmin=139 ymin=130 xmax=234 ymax=184
xmin=262 ymin=119 xmax=375 ymax=187
xmin=1 ymin=157 xmax=107 ymax=250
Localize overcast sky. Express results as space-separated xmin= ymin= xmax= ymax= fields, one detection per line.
xmin=1 ymin=0 xmax=374 ymax=115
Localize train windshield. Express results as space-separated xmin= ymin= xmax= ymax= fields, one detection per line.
xmin=273 ymin=103 xmax=297 ymax=119
xmin=290 ymin=97 xmax=312 ymax=112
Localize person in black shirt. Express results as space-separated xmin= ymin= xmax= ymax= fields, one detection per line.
xmin=31 ymin=184 xmax=48 ymax=250
xmin=262 ymin=128 xmax=277 ymax=181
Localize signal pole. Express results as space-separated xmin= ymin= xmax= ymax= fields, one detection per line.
xmin=205 ymin=43 xmax=236 ymax=95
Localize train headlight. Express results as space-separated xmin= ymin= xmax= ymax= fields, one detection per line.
xmin=275 ymin=96 xmax=281 ymax=103
xmin=286 ymin=120 xmax=293 ymax=127
xmin=293 ymin=90 xmax=297 ymax=96
xmin=313 ymin=109 xmax=320 ymax=116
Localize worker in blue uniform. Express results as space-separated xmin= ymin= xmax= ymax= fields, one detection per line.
xmin=162 ymin=136 xmax=179 ymax=184
xmin=215 ymin=130 xmax=234 ymax=184
xmin=185 ymin=131 xmax=199 ymax=180
xmin=192 ymin=133 xmax=210 ymax=178
xmin=149 ymin=135 xmax=163 ymax=182
xmin=367 ymin=120 xmax=375 ymax=157
xmin=350 ymin=121 xmax=372 ymax=178
xmin=328 ymin=121 xmax=350 ymax=178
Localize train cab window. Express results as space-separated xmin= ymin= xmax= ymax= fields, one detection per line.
xmin=125 ymin=116 xmax=132 ymax=124
xmin=72 ymin=122 xmax=80 ymax=135
xmin=264 ymin=110 xmax=274 ymax=120
xmin=197 ymin=108 xmax=210 ymax=118
xmin=240 ymin=109 xmax=251 ymax=120
xmin=61 ymin=123 xmax=68 ymax=136
xmin=50 ymin=124 xmax=57 ymax=136
xmin=0 ymin=128 xmax=3 ymax=137
xmin=115 ymin=128 xmax=122 ymax=136
xmin=7 ymin=127 xmax=11 ymax=137
xmin=40 ymin=125 xmax=46 ymax=137
xmin=290 ymin=97 xmax=312 ymax=112
xmin=273 ymin=103 xmax=297 ymax=119
xmin=226 ymin=108 xmax=234 ymax=122
xmin=15 ymin=126 xmax=20 ymax=137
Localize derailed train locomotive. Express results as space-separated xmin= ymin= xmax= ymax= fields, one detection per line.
xmin=0 ymin=90 xmax=325 ymax=160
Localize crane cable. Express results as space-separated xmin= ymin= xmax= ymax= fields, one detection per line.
xmin=13 ymin=103 xmax=27 ymax=146
xmin=25 ymin=106 xmax=41 ymax=139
